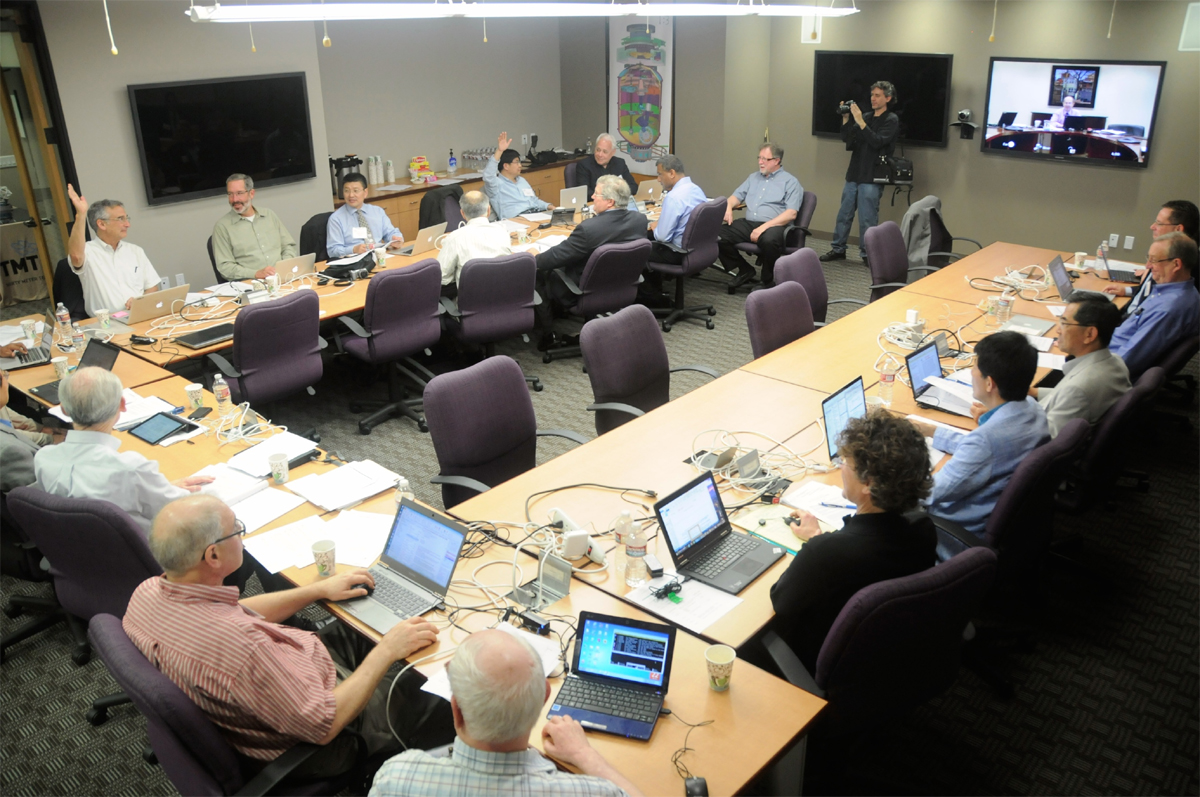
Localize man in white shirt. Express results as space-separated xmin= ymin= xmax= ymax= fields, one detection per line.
xmin=33 ymin=367 xmax=212 ymax=534
xmin=437 ymin=191 xmax=512 ymax=298
xmin=66 ymin=185 xmax=161 ymax=318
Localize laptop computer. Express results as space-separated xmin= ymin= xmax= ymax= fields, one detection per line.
xmin=997 ymin=111 xmax=1018 ymax=128
xmin=274 ymin=253 xmax=317 ymax=283
xmin=0 ymin=315 xmax=54 ymax=371
xmin=653 ymin=471 xmax=784 ymax=595
xmin=1047 ymin=255 xmax=1075 ymax=300
xmin=905 ymin=342 xmax=974 ymax=418
xmin=1000 ymin=314 xmax=1056 ymax=336
xmin=30 ymin=338 xmax=122 ymax=404
xmin=547 ymin=611 xmax=676 ymax=741
xmin=559 ymin=185 xmax=589 ymax=213
xmin=175 ymin=323 xmax=235 ymax=350
xmin=394 ymin=223 xmax=447 ymax=257
xmin=336 ymin=498 xmax=469 ymax=634
xmin=1097 ymin=246 xmax=1140 ymax=283
xmin=127 ymin=284 xmax=191 ymax=325
xmin=821 ymin=376 xmax=867 ymax=462
xmin=633 ymin=180 xmax=662 ymax=203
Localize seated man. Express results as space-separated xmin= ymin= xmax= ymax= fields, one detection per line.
xmin=912 ymin=331 xmax=1049 ymax=537
xmin=647 ymin=154 xmax=707 ymax=266
xmin=1 ymin=370 xmax=42 ymax=493
xmin=576 ymin=133 xmax=637 ymax=197
xmin=211 ymin=173 xmax=298 ymax=281
xmin=1035 ymin=291 xmax=1130 ymax=437
xmin=32 ymin=367 xmax=212 ymax=533
xmin=483 ymin=132 xmax=553 ymax=220
xmin=1106 ymin=200 xmax=1199 ymax=310
xmin=66 ymin=184 xmax=161 ymax=318
xmin=1109 ymin=232 xmax=1200 ymax=377
xmin=716 ymin=142 xmax=802 ymax=288
xmin=770 ymin=411 xmax=937 ymax=671
xmin=370 ymin=629 xmax=642 ymax=797
xmin=327 ymin=173 xmax=405 ymax=259
xmin=437 ymin=191 xmax=512 ymax=298
xmin=125 ymin=494 xmax=453 ymax=779
xmin=533 ymin=175 xmax=648 ymax=349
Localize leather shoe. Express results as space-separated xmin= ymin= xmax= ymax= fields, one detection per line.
xmin=818 ymin=250 xmax=846 ymax=262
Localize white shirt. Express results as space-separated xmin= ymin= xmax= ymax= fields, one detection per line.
xmin=436 ymin=217 xmax=513 ymax=286
xmin=33 ymin=430 xmax=187 ymax=535
xmin=73 ymin=238 xmax=161 ymax=318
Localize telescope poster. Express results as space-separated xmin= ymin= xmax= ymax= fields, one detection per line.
xmin=607 ymin=18 xmax=674 ymax=176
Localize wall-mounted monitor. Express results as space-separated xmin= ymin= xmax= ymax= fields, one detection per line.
xmin=811 ymin=51 xmax=954 ymax=147
xmin=981 ymin=58 xmax=1166 ymax=169
xmin=128 ymin=72 xmax=316 ymax=206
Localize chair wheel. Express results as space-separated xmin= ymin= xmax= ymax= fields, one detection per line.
xmin=662 ymin=323 xmax=672 ymax=332
xmin=543 ymin=354 xmax=552 ymax=364
xmin=707 ymin=307 xmax=717 ymax=316
xmin=143 ymin=747 xmax=158 ymax=766
xmin=418 ymin=421 xmax=429 ymax=433
xmin=86 ymin=707 xmax=108 ymax=726
xmin=532 ymin=382 xmax=544 ymax=392
xmin=72 ymin=646 xmax=91 ymax=666
xmin=3 ymin=603 xmax=23 ymax=619
xmin=358 ymin=423 xmax=372 ymax=435
xmin=706 ymin=320 xmax=715 ymax=330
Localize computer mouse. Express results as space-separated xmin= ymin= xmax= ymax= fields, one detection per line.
xmin=352 ymin=583 xmax=374 ymax=597
xmin=684 ymin=776 xmax=709 ymax=796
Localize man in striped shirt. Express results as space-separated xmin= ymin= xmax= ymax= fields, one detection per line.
xmin=124 ymin=494 xmax=453 ymax=781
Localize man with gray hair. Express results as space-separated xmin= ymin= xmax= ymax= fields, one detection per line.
xmin=576 ymin=133 xmax=637 ymax=197
xmin=369 ymin=628 xmax=642 ymax=796
xmin=211 ymin=173 xmax=298 ymax=281
xmin=66 ymin=184 xmax=161 ymax=318
xmin=718 ymin=142 xmax=803 ymax=289
xmin=436 ymin=190 xmax=512 ymax=298
xmin=32 ymin=367 xmax=212 ymax=533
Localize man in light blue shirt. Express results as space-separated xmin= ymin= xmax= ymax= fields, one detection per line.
xmin=911 ymin=331 xmax=1049 ymax=540
xmin=649 ymin=155 xmax=706 ymax=261
xmin=717 ymin=142 xmax=802 ymax=288
xmin=325 ymin=173 xmax=405 ymax=259
xmin=1109 ymin=232 xmax=1199 ymax=378
xmin=483 ymin=132 xmax=553 ymax=220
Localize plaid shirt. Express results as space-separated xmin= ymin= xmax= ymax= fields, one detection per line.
xmin=369 ymin=737 xmax=629 ymax=797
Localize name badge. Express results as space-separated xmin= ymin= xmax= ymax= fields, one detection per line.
xmin=522 ymin=188 xmax=535 ymax=197
xmin=352 ymin=226 xmax=368 ymax=239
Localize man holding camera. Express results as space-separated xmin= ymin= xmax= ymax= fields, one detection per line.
xmin=820 ymin=81 xmax=899 ymax=267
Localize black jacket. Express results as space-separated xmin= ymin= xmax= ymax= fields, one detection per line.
xmin=576 ymin=155 xmax=638 ymax=197
xmin=842 ymin=110 xmax=900 ymax=184
xmin=535 ymin=208 xmax=649 ymax=284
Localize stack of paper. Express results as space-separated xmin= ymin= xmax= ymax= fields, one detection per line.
xmin=921 ymin=376 xmax=976 ymax=417
xmin=782 ymin=480 xmax=855 ymax=529
xmin=1038 ymin=353 xmax=1066 ymax=370
xmin=520 ymin=212 xmax=552 ymax=222
xmin=242 ymin=508 xmax=394 ymax=573
xmin=730 ymin=503 xmax=803 ymax=554
xmin=536 ymin=234 xmax=568 ymax=248
xmin=500 ymin=219 xmax=528 ymax=234
xmin=626 ymin=572 xmax=743 ymax=634
xmin=243 ymin=515 xmax=328 ymax=572
xmin=232 ymin=488 xmax=307 ymax=533
xmin=285 ymin=460 xmax=399 ymax=511
xmin=377 ymin=184 xmax=416 ymax=192
xmin=227 ymin=432 xmax=317 ymax=478
xmin=194 ymin=463 xmax=269 ymax=506
xmin=1024 ymin=335 xmax=1055 ymax=352
xmin=50 ymin=389 xmax=175 ymax=429
xmin=321 ymin=510 xmax=394 ymax=567
xmin=421 ymin=623 xmax=565 ymax=700
xmin=905 ymin=414 xmax=968 ymax=459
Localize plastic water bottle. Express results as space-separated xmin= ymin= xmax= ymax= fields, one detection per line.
xmin=612 ymin=511 xmax=632 ymax=581
xmin=447 ymin=149 xmax=458 ymax=174
xmin=55 ymin=302 xmax=71 ymax=333
xmin=586 ymin=137 xmax=593 ymax=154
xmin=394 ymin=477 xmax=415 ymax=508
xmin=996 ymin=290 xmax=1015 ymax=326
xmin=212 ymin=374 xmax=233 ymax=416
xmin=879 ymin=358 xmax=898 ymax=407
xmin=70 ymin=323 xmax=85 ymax=352
xmin=624 ymin=522 xmax=648 ymax=588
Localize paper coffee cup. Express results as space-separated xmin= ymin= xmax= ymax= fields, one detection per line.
xmin=1075 ymin=252 xmax=1088 ymax=268
xmin=266 ymin=274 xmax=280 ymax=292
xmin=312 ymin=539 xmax=336 ymax=577
xmin=184 ymin=383 xmax=205 ymax=409
xmin=268 ymin=452 xmax=289 ymax=485
xmin=20 ymin=319 xmax=36 ymax=340
xmin=705 ymin=644 xmax=736 ymax=692
xmin=96 ymin=309 xmax=111 ymax=328
xmin=51 ymin=356 xmax=69 ymax=380
xmin=865 ymin=395 xmax=885 ymax=409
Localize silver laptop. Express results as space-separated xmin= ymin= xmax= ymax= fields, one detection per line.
xmin=559 ymin=185 xmax=588 ymax=212
xmin=127 ymin=284 xmax=190 ymax=324
xmin=336 ymin=498 xmax=468 ymax=634
xmin=395 ymin=223 xmax=447 ymax=257
xmin=1098 ymin=247 xmax=1140 ymax=283
xmin=1047 ymin=255 xmax=1075 ymax=301
xmin=274 ymin=253 xmax=317 ymax=283
xmin=1001 ymin=314 xmax=1056 ymax=336
xmin=0 ymin=315 xmax=54 ymax=371
xmin=634 ymin=180 xmax=662 ymax=203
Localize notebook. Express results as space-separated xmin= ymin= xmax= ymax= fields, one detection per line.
xmin=821 ymin=376 xmax=867 ymax=462
xmin=175 ymin=323 xmax=235 ymax=350
xmin=30 ymin=338 xmax=122 ymax=404
xmin=633 ymin=180 xmax=663 ymax=203
xmin=394 ymin=223 xmax=447 ymax=257
xmin=275 ymin=253 xmax=317 ymax=283
xmin=1098 ymin=247 xmax=1140 ymax=283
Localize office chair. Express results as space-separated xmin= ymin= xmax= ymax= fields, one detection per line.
xmin=423 ymin=355 xmax=587 ymax=509
xmin=52 ymin=257 xmax=88 ymax=321
xmin=443 ymin=194 xmax=465 ymax=233
xmin=208 ymin=289 xmax=327 ymax=406
xmin=563 ymin=161 xmax=582 ymax=189
xmin=728 ymin=189 xmax=818 ymax=293
xmin=299 ymin=212 xmax=333 ymax=263
xmin=745 ymin=281 xmax=814 ymax=359
xmin=579 ymin=304 xmax=718 ymax=436
xmin=542 ymin=239 xmax=650 ymax=363
xmin=926 ymin=207 xmax=983 ymax=269
xmin=861 ymin=221 xmax=941 ymax=303
xmin=206 ymin=236 xmax=226 ymax=285
xmin=900 ymin=196 xmax=983 ymax=272
xmin=1156 ymin=335 xmax=1198 ymax=405
xmin=334 ymin=260 xmax=443 ymax=434
xmin=0 ymin=494 xmax=58 ymax=663
xmin=647 ymin=196 xmax=725 ymax=332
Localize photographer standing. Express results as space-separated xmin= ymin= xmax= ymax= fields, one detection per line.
xmin=820 ymin=81 xmax=899 ymax=267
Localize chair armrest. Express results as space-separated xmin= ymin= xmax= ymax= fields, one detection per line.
xmin=338 ymin=316 xmax=372 ymax=338
xmin=536 ymin=429 xmax=589 ymax=446
xmin=670 ymin=365 xmax=720 ymax=379
xmin=206 ymin=353 xmax=242 ymax=379
xmin=928 ymin=514 xmax=984 ymax=549
xmin=951 ymin=236 xmax=984 ymax=251
xmin=317 ymin=336 xmax=329 ymax=350
xmin=552 ymin=268 xmax=583 ymax=295
xmin=869 ymin=281 xmax=910 ymax=291
xmin=762 ymin=630 xmax=825 ymax=698
xmin=431 ymin=474 xmax=491 ymax=495
xmin=439 ymin=296 xmax=462 ymax=318
xmin=586 ymin=402 xmax=646 ymax=419
xmin=925 ymin=251 xmax=963 ymax=265
xmin=906 ymin=266 xmax=941 ymax=276
xmin=658 ymin=241 xmax=691 ymax=255
xmin=828 ymin=298 xmax=868 ymax=308
xmin=235 ymin=742 xmax=324 ymax=796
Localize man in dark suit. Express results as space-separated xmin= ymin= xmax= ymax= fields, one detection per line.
xmin=535 ymin=175 xmax=648 ymax=349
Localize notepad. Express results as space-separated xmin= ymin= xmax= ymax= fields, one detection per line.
xmin=233 ymin=487 xmax=306 ymax=533
xmin=782 ymin=480 xmax=854 ymax=529
xmin=194 ymin=463 xmax=269 ymax=507
xmin=285 ymin=460 xmax=399 ymax=511
xmin=226 ymin=432 xmax=317 ymax=478
xmin=243 ymin=515 xmax=327 ymax=573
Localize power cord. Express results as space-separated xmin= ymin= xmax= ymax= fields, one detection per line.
xmin=667 ymin=708 xmax=714 ymax=781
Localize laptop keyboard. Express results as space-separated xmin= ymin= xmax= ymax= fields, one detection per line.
xmin=687 ymin=534 xmax=757 ymax=578
xmin=15 ymin=348 xmax=49 ymax=365
xmin=556 ymin=677 xmax=661 ymax=724
xmin=370 ymin=569 xmax=430 ymax=619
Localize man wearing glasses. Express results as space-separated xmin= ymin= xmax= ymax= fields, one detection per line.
xmin=124 ymin=493 xmax=452 ymax=780
xmin=67 ymin=184 xmax=162 ymax=318
xmin=211 ymin=173 xmax=298 ymax=281
xmin=716 ymin=142 xmax=802 ymax=289
xmin=1105 ymin=200 xmax=1199 ymax=310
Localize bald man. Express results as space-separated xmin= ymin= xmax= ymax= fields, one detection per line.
xmin=370 ymin=629 xmax=643 ymax=797
xmin=437 ymin=191 xmax=512 ymax=298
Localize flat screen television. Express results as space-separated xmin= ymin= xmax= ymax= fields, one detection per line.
xmin=128 ymin=72 xmax=316 ymax=206
xmin=980 ymin=58 xmax=1166 ymax=169
xmin=811 ymin=51 xmax=953 ymax=147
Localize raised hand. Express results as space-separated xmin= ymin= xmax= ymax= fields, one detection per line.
xmin=68 ymin=184 xmax=88 ymax=215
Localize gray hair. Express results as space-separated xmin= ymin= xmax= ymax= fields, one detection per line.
xmin=226 ymin=173 xmax=255 ymax=191
xmin=87 ymin=199 xmax=125 ymax=232
xmin=656 ymin=155 xmax=685 ymax=174
xmin=459 ymin=190 xmax=490 ymax=221
xmin=596 ymin=174 xmax=631 ymax=207
xmin=149 ymin=495 xmax=227 ymax=574
xmin=871 ymin=80 xmax=897 ymax=102
xmin=1156 ymin=230 xmax=1198 ymax=276
xmin=595 ymin=132 xmax=617 ymax=151
xmin=60 ymin=367 xmax=123 ymax=427
xmin=447 ymin=631 xmax=545 ymax=744
xmin=760 ymin=141 xmax=784 ymax=161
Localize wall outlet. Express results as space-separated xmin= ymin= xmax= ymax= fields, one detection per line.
xmin=521 ymin=133 xmax=529 ymax=149
xmin=157 ymin=277 xmax=171 ymax=291
xmin=175 ymin=273 xmax=186 ymax=287
xmin=1108 ymin=233 xmax=1120 ymax=248
xmin=1123 ymin=235 xmax=1135 ymax=250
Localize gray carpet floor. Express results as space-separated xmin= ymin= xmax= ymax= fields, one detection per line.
xmin=2 ymin=242 xmax=1197 ymax=796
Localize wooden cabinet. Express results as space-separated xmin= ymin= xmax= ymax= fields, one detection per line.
xmin=524 ymin=168 xmax=564 ymax=204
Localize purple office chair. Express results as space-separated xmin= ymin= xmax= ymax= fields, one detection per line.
xmin=88 ymin=614 xmax=357 ymax=796
xmin=764 ymin=547 xmax=998 ymax=739
xmin=564 ymin=161 xmax=582 ymax=189
xmin=745 ymin=282 xmax=814 ymax=360
xmin=423 ymin=356 xmax=587 ymax=509
xmin=443 ymin=195 xmax=465 ymax=233
xmin=579 ymin=305 xmax=718 ymax=436
xmin=861 ymin=221 xmax=941 ymax=303
xmin=647 ymin=196 xmax=726 ymax=332
xmin=1155 ymin=334 xmax=1198 ymax=405
xmin=335 ymin=260 xmax=443 ymax=434
xmin=543 ymin=239 xmax=651 ymax=363
xmin=209 ymin=290 xmax=326 ymax=405
xmin=729 ymin=189 xmax=818 ymax=293
xmin=206 ymin=236 xmax=226 ymax=285
xmin=441 ymin=252 xmax=543 ymax=391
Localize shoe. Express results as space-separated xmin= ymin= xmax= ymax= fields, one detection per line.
xmin=560 ymin=334 xmax=580 ymax=347
xmin=818 ymin=250 xmax=846 ymax=262
xmin=637 ymin=292 xmax=672 ymax=309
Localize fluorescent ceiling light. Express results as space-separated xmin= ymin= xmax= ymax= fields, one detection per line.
xmin=186 ymin=2 xmax=859 ymax=22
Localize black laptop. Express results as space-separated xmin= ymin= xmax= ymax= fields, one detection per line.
xmin=30 ymin=338 xmax=122 ymax=404
xmin=653 ymin=471 xmax=784 ymax=595
xmin=176 ymin=323 xmax=235 ymax=350
xmin=997 ymin=111 xmax=1017 ymax=127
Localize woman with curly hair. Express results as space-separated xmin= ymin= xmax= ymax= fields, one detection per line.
xmin=769 ymin=409 xmax=938 ymax=670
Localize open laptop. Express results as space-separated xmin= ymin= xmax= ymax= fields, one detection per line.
xmin=559 ymin=185 xmax=588 ymax=213
xmin=821 ymin=376 xmax=867 ymax=462
xmin=547 ymin=611 xmax=676 ymax=741
xmin=1097 ymin=246 xmax=1140 ymax=283
xmin=395 ymin=222 xmax=447 ymax=257
xmin=996 ymin=111 xmax=1018 ymax=128
xmin=127 ymin=284 xmax=190 ymax=325
xmin=274 ymin=253 xmax=317 ymax=283
xmin=633 ymin=180 xmax=662 ymax=203
xmin=653 ymin=471 xmax=784 ymax=595
xmin=30 ymin=338 xmax=122 ymax=404
xmin=1047 ymin=255 xmax=1076 ymax=301
xmin=175 ymin=322 xmax=235 ymax=350
xmin=0 ymin=315 xmax=54 ymax=371
xmin=336 ymin=498 xmax=469 ymax=634
xmin=1000 ymin=314 xmax=1056 ymax=336
xmin=905 ymin=342 xmax=974 ymax=418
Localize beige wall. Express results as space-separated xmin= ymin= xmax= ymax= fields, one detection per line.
xmin=672 ymin=17 xmax=728 ymax=196
xmin=721 ymin=17 xmax=773 ymax=196
xmin=559 ymin=19 xmax=607 ymax=151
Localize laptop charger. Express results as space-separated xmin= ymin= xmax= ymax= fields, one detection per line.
xmin=516 ymin=609 xmax=550 ymax=636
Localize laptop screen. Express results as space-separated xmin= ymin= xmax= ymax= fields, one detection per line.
xmin=1047 ymin=255 xmax=1073 ymax=300
xmin=656 ymin=472 xmax=726 ymax=557
xmin=905 ymin=343 xmax=942 ymax=401
xmin=574 ymin=613 xmax=674 ymax=689
xmin=79 ymin=338 xmax=122 ymax=371
xmin=821 ymin=377 xmax=867 ymax=460
xmin=381 ymin=503 xmax=466 ymax=592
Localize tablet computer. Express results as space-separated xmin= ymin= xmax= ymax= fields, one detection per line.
xmin=128 ymin=412 xmax=194 ymax=445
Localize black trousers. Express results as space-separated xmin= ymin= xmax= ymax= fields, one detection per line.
xmin=717 ymin=218 xmax=788 ymax=285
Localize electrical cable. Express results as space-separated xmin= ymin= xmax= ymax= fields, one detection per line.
xmin=668 ymin=709 xmax=714 ymax=781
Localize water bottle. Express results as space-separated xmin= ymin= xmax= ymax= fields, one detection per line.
xmin=624 ymin=522 xmax=648 ymax=588
xmin=586 ymin=137 xmax=593 ymax=154
xmin=612 ymin=511 xmax=632 ymax=580
xmin=447 ymin=149 xmax=458 ymax=174
xmin=55 ymin=302 xmax=71 ymax=333
xmin=212 ymin=374 xmax=233 ymax=416
xmin=996 ymin=290 xmax=1015 ymax=326
xmin=70 ymin=323 xmax=85 ymax=353
xmin=879 ymin=358 xmax=898 ymax=407
xmin=394 ymin=477 xmax=415 ymax=508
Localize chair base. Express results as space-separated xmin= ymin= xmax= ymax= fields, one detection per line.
xmin=726 ymin=269 xmax=759 ymax=294
xmin=542 ymin=343 xmax=582 ymax=363
xmin=86 ymin=691 xmax=132 ymax=726
xmin=0 ymin=610 xmax=64 ymax=664
xmin=652 ymin=274 xmax=716 ymax=332
xmin=348 ymin=359 xmax=434 ymax=434
xmin=481 ymin=342 xmax=543 ymax=391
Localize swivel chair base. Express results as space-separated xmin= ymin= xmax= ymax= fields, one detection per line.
xmin=350 ymin=358 xmax=436 ymax=434
xmin=652 ymin=274 xmax=715 ymax=332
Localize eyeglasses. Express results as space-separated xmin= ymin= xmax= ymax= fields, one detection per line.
xmin=102 ymin=215 xmax=131 ymax=224
xmin=201 ymin=519 xmax=246 ymax=561
xmin=1056 ymin=318 xmax=1088 ymax=328
xmin=757 ymin=157 xmax=779 ymax=163
xmin=227 ymin=191 xmax=250 ymax=198
xmin=1146 ymin=256 xmax=1177 ymax=265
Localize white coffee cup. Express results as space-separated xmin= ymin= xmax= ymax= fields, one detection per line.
xmin=51 ymin=356 xmax=69 ymax=380
xmin=1075 ymin=252 xmax=1089 ymax=269
xmin=268 ymin=452 xmax=289 ymax=485
xmin=312 ymin=540 xmax=336 ymax=578
xmin=866 ymin=395 xmax=885 ymax=409
xmin=19 ymin=319 xmax=36 ymax=340
xmin=705 ymin=644 xmax=736 ymax=692
xmin=184 ymin=383 xmax=204 ymax=409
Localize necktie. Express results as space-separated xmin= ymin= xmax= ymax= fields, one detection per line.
xmin=355 ymin=208 xmax=376 ymax=250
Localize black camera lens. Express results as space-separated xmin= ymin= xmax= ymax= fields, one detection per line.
xmin=838 ymin=103 xmax=852 ymax=114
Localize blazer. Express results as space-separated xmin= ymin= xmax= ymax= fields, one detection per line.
xmin=1037 ymin=348 xmax=1131 ymax=437
xmin=0 ymin=423 xmax=39 ymax=493
xmin=535 ymin=208 xmax=649 ymax=284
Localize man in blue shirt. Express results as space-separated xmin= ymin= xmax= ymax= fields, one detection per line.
xmin=1109 ymin=232 xmax=1199 ymax=378
xmin=326 ymin=173 xmax=404 ymax=259
xmin=911 ymin=331 xmax=1049 ymax=540
xmin=648 ymin=155 xmax=706 ymax=264
xmin=483 ymin=132 xmax=553 ymax=220
xmin=717 ymin=142 xmax=802 ymax=289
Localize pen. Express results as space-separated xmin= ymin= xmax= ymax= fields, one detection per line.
xmin=820 ymin=501 xmax=856 ymax=510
